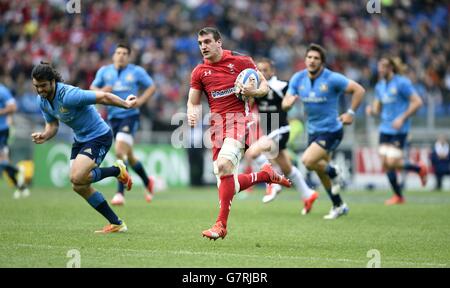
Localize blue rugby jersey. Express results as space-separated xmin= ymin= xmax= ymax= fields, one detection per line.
xmin=287 ymin=68 xmax=349 ymax=134
xmin=91 ymin=64 xmax=153 ymax=120
xmin=375 ymin=74 xmax=417 ymax=135
xmin=0 ymin=84 xmax=15 ymax=131
xmin=39 ymin=82 xmax=110 ymax=142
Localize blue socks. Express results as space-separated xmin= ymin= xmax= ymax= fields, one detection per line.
xmin=117 ymin=161 xmax=150 ymax=195
xmin=0 ymin=162 xmax=18 ymax=186
xmin=325 ymin=165 xmax=337 ymax=179
xmin=90 ymin=167 xmax=120 ymax=183
xmin=117 ymin=181 xmax=125 ymax=195
xmin=132 ymin=161 xmax=149 ymax=187
xmin=403 ymin=162 xmax=421 ymax=173
xmin=325 ymin=188 xmax=343 ymax=207
xmin=87 ymin=191 xmax=121 ymax=225
xmin=387 ymin=170 xmax=402 ymax=197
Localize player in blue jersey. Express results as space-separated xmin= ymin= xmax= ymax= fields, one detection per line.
xmin=366 ymin=57 xmax=427 ymax=205
xmin=90 ymin=43 xmax=156 ymax=205
xmin=31 ymin=62 xmax=136 ymax=233
xmin=282 ymin=44 xmax=365 ymax=219
xmin=0 ymin=83 xmax=30 ymax=198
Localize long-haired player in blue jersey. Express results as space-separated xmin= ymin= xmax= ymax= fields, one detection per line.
xmin=90 ymin=43 xmax=156 ymax=206
xmin=31 ymin=62 xmax=136 ymax=233
xmin=366 ymin=57 xmax=427 ymax=205
xmin=282 ymin=44 xmax=365 ymax=219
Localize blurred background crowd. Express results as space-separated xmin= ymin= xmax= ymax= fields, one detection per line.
xmin=0 ymin=0 xmax=448 ymax=138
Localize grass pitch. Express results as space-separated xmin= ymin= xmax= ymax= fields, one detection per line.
xmin=0 ymin=182 xmax=449 ymax=268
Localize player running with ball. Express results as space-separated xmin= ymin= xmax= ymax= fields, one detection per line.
xmin=187 ymin=27 xmax=292 ymax=240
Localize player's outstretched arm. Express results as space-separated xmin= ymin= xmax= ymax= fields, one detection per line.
xmin=392 ymin=93 xmax=423 ymax=130
xmin=282 ymin=93 xmax=298 ymax=111
xmin=339 ymin=80 xmax=365 ymax=125
xmin=90 ymin=85 xmax=113 ymax=93
xmin=94 ymin=91 xmax=137 ymax=109
xmin=136 ymin=85 xmax=157 ymax=108
xmin=0 ymin=101 xmax=16 ymax=116
xmin=187 ymin=88 xmax=202 ymax=127
xmin=366 ymin=99 xmax=381 ymax=117
xmin=31 ymin=121 xmax=59 ymax=144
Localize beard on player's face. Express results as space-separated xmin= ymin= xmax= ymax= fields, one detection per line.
xmin=308 ymin=64 xmax=322 ymax=76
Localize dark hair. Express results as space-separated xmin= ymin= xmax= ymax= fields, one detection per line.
xmin=386 ymin=56 xmax=407 ymax=75
xmin=306 ymin=43 xmax=327 ymax=63
xmin=116 ymin=43 xmax=131 ymax=54
xmin=31 ymin=61 xmax=64 ymax=83
xmin=198 ymin=27 xmax=222 ymax=41
xmin=256 ymin=57 xmax=275 ymax=67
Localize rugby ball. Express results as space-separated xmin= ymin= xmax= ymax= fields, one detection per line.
xmin=235 ymin=68 xmax=259 ymax=101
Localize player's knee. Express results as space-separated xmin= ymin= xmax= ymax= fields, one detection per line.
xmin=217 ymin=160 xmax=233 ymax=176
xmin=385 ymin=157 xmax=398 ymax=169
xmin=115 ymin=151 xmax=126 ymax=160
xmin=302 ymin=156 xmax=315 ymax=171
xmin=71 ymin=183 xmax=84 ymax=193
xmin=70 ymin=170 xmax=89 ymax=185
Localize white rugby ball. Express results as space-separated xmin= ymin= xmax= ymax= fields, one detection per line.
xmin=235 ymin=68 xmax=259 ymax=101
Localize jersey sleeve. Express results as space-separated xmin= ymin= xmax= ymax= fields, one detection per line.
xmin=330 ymin=72 xmax=350 ymax=92
xmin=0 ymin=86 xmax=15 ymax=105
xmin=39 ymin=102 xmax=57 ymax=123
xmin=91 ymin=66 xmax=105 ymax=88
xmin=190 ymin=66 xmax=203 ymax=91
xmin=399 ymin=77 xmax=416 ymax=100
xmin=64 ymin=87 xmax=97 ymax=107
xmin=242 ymin=56 xmax=257 ymax=70
xmin=287 ymin=73 xmax=301 ymax=96
xmin=136 ymin=66 xmax=153 ymax=89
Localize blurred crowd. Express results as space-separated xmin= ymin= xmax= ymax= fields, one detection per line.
xmin=1 ymin=0 xmax=449 ymax=131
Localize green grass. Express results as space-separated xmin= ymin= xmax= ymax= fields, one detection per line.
xmin=0 ymin=182 xmax=449 ymax=268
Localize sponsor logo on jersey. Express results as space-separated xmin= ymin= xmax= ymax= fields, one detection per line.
xmin=211 ymin=87 xmax=235 ymax=98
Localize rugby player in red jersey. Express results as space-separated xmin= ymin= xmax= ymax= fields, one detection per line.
xmin=187 ymin=27 xmax=291 ymax=240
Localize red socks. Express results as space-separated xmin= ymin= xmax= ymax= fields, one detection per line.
xmin=237 ymin=171 xmax=270 ymax=191
xmin=216 ymin=175 xmax=235 ymax=227
xmin=216 ymin=171 xmax=271 ymax=226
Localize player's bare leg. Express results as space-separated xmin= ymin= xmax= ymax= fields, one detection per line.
xmin=203 ymin=141 xmax=291 ymax=240
xmin=71 ymin=154 xmax=127 ymax=233
xmin=303 ymin=143 xmax=347 ymax=219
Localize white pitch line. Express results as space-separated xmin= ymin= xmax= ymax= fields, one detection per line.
xmin=2 ymin=243 xmax=446 ymax=267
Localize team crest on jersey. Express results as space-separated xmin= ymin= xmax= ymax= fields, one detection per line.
xmin=299 ymin=85 xmax=305 ymax=91
xmin=125 ymin=74 xmax=134 ymax=82
xmin=227 ymin=64 xmax=235 ymax=74
xmin=390 ymin=88 xmax=397 ymax=95
xmin=319 ymin=83 xmax=328 ymax=92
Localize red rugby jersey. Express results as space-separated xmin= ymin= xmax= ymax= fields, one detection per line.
xmin=190 ymin=50 xmax=257 ymax=116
